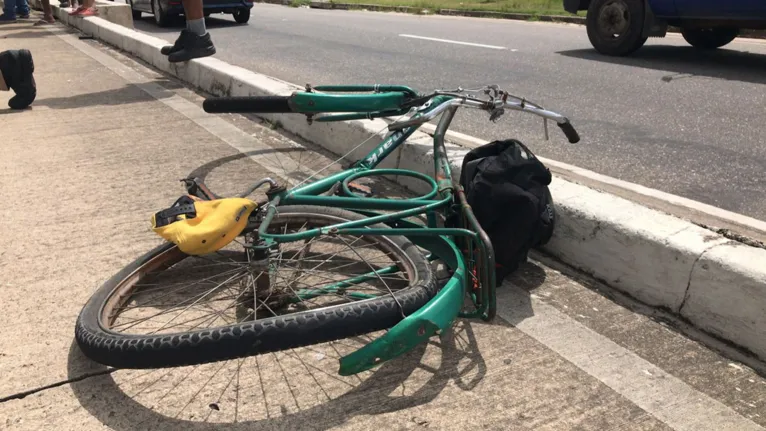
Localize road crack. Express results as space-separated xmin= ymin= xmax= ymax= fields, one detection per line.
xmin=0 ymin=368 xmax=117 ymax=403
xmin=677 ymin=242 xmax=727 ymax=314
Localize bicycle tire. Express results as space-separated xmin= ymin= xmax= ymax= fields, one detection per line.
xmin=74 ymin=205 xmax=437 ymax=369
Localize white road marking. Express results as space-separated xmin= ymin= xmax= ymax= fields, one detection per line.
xmin=497 ymin=284 xmax=764 ymax=431
xmin=399 ymin=34 xmax=512 ymax=50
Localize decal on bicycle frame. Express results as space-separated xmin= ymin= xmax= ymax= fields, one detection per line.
xmin=365 ymin=130 xmax=404 ymax=166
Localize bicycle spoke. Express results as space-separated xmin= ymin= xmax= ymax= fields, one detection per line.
xmin=105 ymin=210 xmax=418 ymax=339
xmin=114 ymin=270 xmax=248 ymax=332
xmin=337 ymin=235 xmax=406 ymax=318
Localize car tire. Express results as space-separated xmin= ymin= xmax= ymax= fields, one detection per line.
xmin=681 ymin=27 xmax=739 ymax=50
xmin=586 ymin=0 xmax=647 ymax=56
xmin=233 ymin=8 xmax=250 ymax=24
xmin=130 ymin=0 xmax=142 ymax=20
xmin=152 ymin=0 xmax=172 ymax=27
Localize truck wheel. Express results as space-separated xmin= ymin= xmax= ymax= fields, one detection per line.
xmin=152 ymin=0 xmax=172 ymax=27
xmin=129 ymin=0 xmax=142 ymax=20
xmin=233 ymin=8 xmax=250 ymax=24
xmin=586 ymin=0 xmax=647 ymax=56
xmin=681 ymin=27 xmax=739 ymax=50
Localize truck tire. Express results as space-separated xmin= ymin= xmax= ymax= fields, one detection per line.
xmin=233 ymin=8 xmax=250 ymax=24
xmin=586 ymin=0 xmax=647 ymax=56
xmin=681 ymin=27 xmax=739 ymax=50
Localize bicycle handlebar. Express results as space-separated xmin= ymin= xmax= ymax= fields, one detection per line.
xmin=386 ymin=96 xmax=581 ymax=144
xmin=201 ymin=86 xmax=581 ymax=144
xmin=557 ymin=121 xmax=580 ymax=144
xmin=202 ymin=96 xmax=293 ymax=113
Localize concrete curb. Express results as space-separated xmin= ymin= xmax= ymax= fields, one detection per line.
xmin=50 ymin=10 xmax=766 ymax=363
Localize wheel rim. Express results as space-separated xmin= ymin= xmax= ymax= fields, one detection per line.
xmin=597 ymin=0 xmax=630 ymax=39
xmin=97 ymin=212 xmax=418 ymax=338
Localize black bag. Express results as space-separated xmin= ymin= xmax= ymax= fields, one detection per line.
xmin=459 ymin=138 xmax=556 ymax=282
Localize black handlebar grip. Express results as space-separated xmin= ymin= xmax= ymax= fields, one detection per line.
xmin=202 ymin=96 xmax=293 ymax=114
xmin=557 ymin=120 xmax=580 ymax=143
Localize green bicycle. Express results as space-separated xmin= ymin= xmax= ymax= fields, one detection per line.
xmin=74 ymin=84 xmax=579 ymax=376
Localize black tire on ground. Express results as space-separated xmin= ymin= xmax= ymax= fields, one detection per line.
xmin=233 ymin=8 xmax=250 ymax=24
xmin=129 ymin=1 xmax=142 ymax=20
xmin=681 ymin=27 xmax=739 ymax=50
xmin=586 ymin=0 xmax=647 ymax=56
xmin=74 ymin=205 xmax=437 ymax=370
xmin=152 ymin=0 xmax=172 ymax=27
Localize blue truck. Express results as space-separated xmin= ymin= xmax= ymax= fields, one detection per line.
xmin=564 ymin=0 xmax=766 ymax=55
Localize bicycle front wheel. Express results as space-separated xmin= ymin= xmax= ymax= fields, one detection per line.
xmin=74 ymin=205 xmax=436 ymax=369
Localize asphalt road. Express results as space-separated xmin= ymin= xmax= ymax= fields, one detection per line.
xmin=136 ymin=4 xmax=766 ymax=221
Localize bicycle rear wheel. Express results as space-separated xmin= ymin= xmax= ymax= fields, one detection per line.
xmin=75 ymin=205 xmax=436 ymax=369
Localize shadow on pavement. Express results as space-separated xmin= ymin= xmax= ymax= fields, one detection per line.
xmin=495 ymin=260 xmax=546 ymax=326
xmin=64 ymin=264 xmax=548 ymax=429
xmin=0 ymin=106 xmax=31 ymax=114
xmin=34 ymin=81 xmax=172 ymax=109
xmin=0 ymin=29 xmax=51 ymax=40
xmin=557 ymin=46 xmax=766 ymax=85
xmin=187 ymin=148 xmax=307 ymax=182
xmin=66 ymin=319 xmax=487 ymax=430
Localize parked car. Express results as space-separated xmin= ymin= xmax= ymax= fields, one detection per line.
xmin=564 ymin=0 xmax=766 ymax=55
xmin=128 ymin=0 xmax=254 ymax=27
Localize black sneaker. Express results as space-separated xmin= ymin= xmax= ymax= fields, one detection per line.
xmin=0 ymin=14 xmax=18 ymax=23
xmin=0 ymin=49 xmax=36 ymax=109
xmin=161 ymin=29 xmax=192 ymax=56
xmin=168 ymin=32 xmax=216 ymax=63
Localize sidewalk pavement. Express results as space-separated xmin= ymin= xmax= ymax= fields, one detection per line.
xmin=2 ymin=18 xmax=766 ymax=431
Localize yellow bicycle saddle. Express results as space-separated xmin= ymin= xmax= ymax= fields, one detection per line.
xmin=151 ymin=195 xmax=258 ymax=255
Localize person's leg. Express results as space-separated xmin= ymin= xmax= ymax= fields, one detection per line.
xmin=67 ymin=0 xmax=84 ymax=13
xmin=160 ymin=0 xmax=215 ymax=63
xmin=16 ymin=0 xmax=30 ymax=19
xmin=70 ymin=0 xmax=96 ymax=15
xmin=0 ymin=0 xmax=19 ymax=22
xmin=34 ymin=0 xmax=55 ymax=24
xmin=35 ymin=0 xmax=55 ymax=24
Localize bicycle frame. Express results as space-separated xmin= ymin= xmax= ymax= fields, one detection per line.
xmin=200 ymin=84 xmax=575 ymax=375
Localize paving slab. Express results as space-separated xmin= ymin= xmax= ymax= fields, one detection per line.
xmin=1 ymin=17 xmax=765 ymax=431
